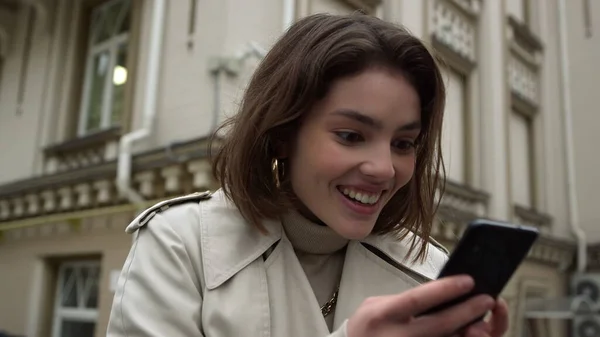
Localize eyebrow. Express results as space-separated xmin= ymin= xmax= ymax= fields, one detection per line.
xmin=330 ymin=109 xmax=421 ymax=132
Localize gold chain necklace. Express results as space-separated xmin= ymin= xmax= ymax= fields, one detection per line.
xmin=320 ymin=286 xmax=339 ymax=317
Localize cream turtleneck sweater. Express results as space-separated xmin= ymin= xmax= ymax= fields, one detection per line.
xmin=281 ymin=212 xmax=349 ymax=330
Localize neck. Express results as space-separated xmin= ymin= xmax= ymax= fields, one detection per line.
xmin=281 ymin=210 xmax=349 ymax=254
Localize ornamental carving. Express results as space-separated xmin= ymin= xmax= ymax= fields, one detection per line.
xmin=431 ymin=0 xmax=479 ymax=63
xmin=0 ymin=138 xmax=214 ymax=223
xmin=508 ymin=54 xmax=539 ymax=106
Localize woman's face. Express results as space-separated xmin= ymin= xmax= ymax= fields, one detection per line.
xmin=287 ymin=67 xmax=421 ymax=239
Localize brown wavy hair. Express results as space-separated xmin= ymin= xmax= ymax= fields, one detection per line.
xmin=210 ymin=13 xmax=446 ymax=262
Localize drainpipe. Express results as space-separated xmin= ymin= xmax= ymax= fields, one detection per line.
xmin=116 ymin=0 xmax=166 ymax=211
xmin=557 ymin=0 xmax=586 ymax=273
xmin=208 ymin=42 xmax=267 ymax=132
xmin=282 ymin=0 xmax=295 ymax=32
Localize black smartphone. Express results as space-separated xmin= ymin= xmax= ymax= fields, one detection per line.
xmin=418 ymin=219 xmax=539 ymax=318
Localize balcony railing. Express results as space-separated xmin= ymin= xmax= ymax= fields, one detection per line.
xmin=0 ymin=137 xmax=215 ymax=223
xmin=42 ymin=127 xmax=122 ymax=174
xmin=514 ymin=204 xmax=552 ymax=233
xmin=432 ymin=179 xmax=489 ymax=240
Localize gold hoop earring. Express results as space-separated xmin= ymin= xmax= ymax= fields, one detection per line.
xmin=272 ymin=158 xmax=281 ymax=188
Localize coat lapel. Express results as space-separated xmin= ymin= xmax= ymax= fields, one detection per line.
xmin=333 ymin=235 xmax=447 ymax=329
xmin=199 ymin=190 xmax=448 ymax=335
xmin=264 ymin=234 xmax=331 ymax=337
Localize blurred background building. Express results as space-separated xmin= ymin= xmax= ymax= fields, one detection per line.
xmin=0 ymin=0 xmax=598 ymax=336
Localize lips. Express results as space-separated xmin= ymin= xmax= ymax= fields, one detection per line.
xmin=337 ymin=186 xmax=383 ymax=205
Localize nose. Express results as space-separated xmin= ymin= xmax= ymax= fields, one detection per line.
xmin=359 ymin=146 xmax=395 ymax=181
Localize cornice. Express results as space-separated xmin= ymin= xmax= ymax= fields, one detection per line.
xmin=0 ymin=136 xmax=216 ymax=223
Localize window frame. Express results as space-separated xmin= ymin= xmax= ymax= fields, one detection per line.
xmin=429 ymin=0 xmax=482 ymax=189
xmin=77 ymin=0 xmax=132 ymax=137
xmin=37 ymin=0 xmax=144 ymax=163
xmin=516 ymin=278 xmax=551 ymax=337
xmin=51 ymin=260 xmax=101 ymax=337
xmin=509 ymin=107 xmax=536 ymax=209
xmin=440 ymin=66 xmax=470 ymax=184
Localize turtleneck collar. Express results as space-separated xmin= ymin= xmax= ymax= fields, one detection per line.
xmin=280 ymin=211 xmax=349 ymax=254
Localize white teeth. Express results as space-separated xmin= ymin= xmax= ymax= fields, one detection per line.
xmin=340 ymin=187 xmax=381 ymax=205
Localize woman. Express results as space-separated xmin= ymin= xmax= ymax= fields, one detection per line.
xmin=107 ymin=13 xmax=509 ymax=337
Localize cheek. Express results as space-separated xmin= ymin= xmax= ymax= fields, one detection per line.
xmin=394 ymin=156 xmax=416 ymax=186
xmin=293 ymin=139 xmax=349 ymax=180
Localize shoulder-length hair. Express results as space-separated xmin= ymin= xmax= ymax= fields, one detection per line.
xmin=211 ymin=13 xmax=446 ymax=262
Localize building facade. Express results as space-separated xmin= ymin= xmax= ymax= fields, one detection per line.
xmin=0 ymin=0 xmax=597 ymax=336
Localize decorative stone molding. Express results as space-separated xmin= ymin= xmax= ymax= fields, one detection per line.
xmin=431 ymin=0 xmax=480 ymax=65
xmin=440 ymin=180 xmax=488 ymax=219
xmin=342 ymin=0 xmax=381 ymax=13
xmin=161 ymin=165 xmax=185 ymax=194
xmin=41 ymin=189 xmax=57 ymax=212
xmin=0 ymin=137 xmax=214 ymax=223
xmin=514 ymin=205 xmax=552 ymax=232
xmin=25 ymin=193 xmax=39 ymax=215
xmin=448 ymin=0 xmax=481 ymax=16
xmin=134 ymin=171 xmax=158 ymax=198
xmin=58 ymin=187 xmax=74 ymax=210
xmin=74 ymin=183 xmax=93 ymax=208
xmin=188 ymin=160 xmax=212 ymax=189
xmin=508 ymin=53 xmax=539 ymax=108
xmin=526 ymin=236 xmax=574 ymax=268
xmin=93 ymin=179 xmax=113 ymax=205
xmin=0 ymin=200 xmax=9 ymax=220
xmin=431 ymin=180 xmax=488 ymax=240
xmin=507 ymin=15 xmax=543 ymax=54
xmin=12 ymin=197 xmax=25 ymax=217
xmin=43 ymin=127 xmax=121 ymax=174
xmin=506 ymin=14 xmax=542 ymax=111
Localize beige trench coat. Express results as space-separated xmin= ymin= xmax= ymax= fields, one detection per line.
xmin=106 ymin=189 xmax=449 ymax=337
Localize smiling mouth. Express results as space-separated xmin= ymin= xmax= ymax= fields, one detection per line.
xmin=337 ymin=186 xmax=383 ymax=206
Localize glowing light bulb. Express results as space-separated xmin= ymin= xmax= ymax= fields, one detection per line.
xmin=113 ymin=65 xmax=128 ymax=85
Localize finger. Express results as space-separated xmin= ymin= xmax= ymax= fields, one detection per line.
xmin=379 ymin=275 xmax=475 ymax=319
xmin=465 ymin=329 xmax=489 ymax=337
xmin=466 ymin=320 xmax=492 ymax=334
xmin=463 ymin=320 xmax=492 ymax=337
xmin=412 ymin=294 xmax=495 ymax=336
xmin=489 ymin=298 xmax=509 ymax=337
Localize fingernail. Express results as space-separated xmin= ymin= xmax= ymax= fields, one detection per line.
xmin=458 ymin=276 xmax=474 ymax=289
xmin=481 ymin=296 xmax=495 ymax=309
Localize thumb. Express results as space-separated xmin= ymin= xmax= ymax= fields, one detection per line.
xmin=490 ymin=298 xmax=509 ymax=337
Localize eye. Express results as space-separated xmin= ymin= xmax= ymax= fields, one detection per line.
xmin=392 ymin=139 xmax=416 ymax=153
xmin=335 ymin=131 xmax=364 ymax=144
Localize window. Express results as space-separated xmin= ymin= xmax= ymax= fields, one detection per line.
xmin=51 ymin=261 xmax=101 ymax=337
xmin=77 ymin=0 xmax=131 ymax=136
xmin=509 ymin=110 xmax=534 ymax=208
xmin=441 ymin=67 xmax=468 ymax=184
xmin=521 ymin=287 xmax=549 ymax=337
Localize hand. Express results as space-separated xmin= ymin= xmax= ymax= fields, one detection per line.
xmin=346 ymin=275 xmax=499 ymax=337
xmin=460 ymin=298 xmax=509 ymax=337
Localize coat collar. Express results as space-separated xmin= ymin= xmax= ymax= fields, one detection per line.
xmin=200 ymin=189 xmax=446 ymax=290
xmin=199 ymin=189 xmax=281 ymax=289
